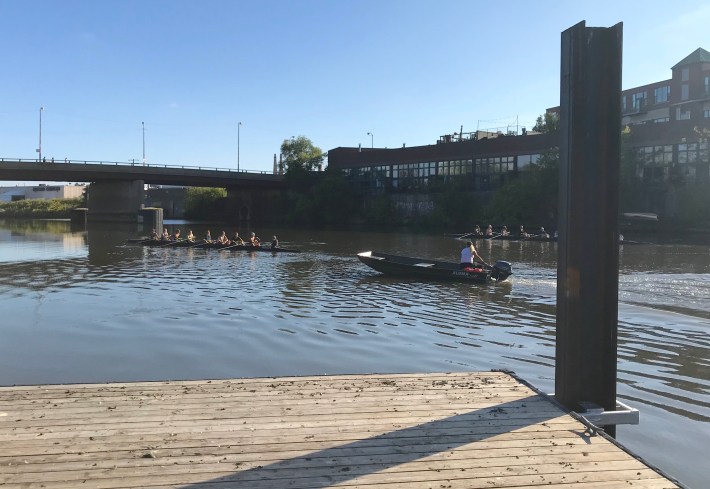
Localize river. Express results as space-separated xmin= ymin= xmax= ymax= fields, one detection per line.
xmin=0 ymin=219 xmax=708 ymax=488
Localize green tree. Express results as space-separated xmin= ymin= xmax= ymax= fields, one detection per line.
xmin=184 ymin=187 xmax=226 ymax=219
xmin=532 ymin=112 xmax=559 ymax=133
xmin=280 ymin=136 xmax=325 ymax=174
xmin=485 ymin=148 xmax=559 ymax=226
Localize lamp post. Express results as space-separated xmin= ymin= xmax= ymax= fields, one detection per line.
xmin=367 ymin=131 xmax=373 ymax=148
xmin=237 ymin=121 xmax=242 ymax=171
xmin=38 ymin=107 xmax=44 ymax=162
xmin=142 ymin=121 xmax=145 ymax=166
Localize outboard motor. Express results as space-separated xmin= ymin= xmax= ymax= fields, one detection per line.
xmin=491 ymin=260 xmax=512 ymax=281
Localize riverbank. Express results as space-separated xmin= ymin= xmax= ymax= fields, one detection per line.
xmin=0 ymin=198 xmax=83 ymax=219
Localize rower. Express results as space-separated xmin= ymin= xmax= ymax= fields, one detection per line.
xmin=162 ymin=228 xmax=171 ymax=241
xmin=150 ymin=229 xmax=159 ymax=240
xmin=519 ymin=225 xmax=529 ymax=238
xmin=271 ymin=235 xmax=279 ymax=250
xmin=217 ymin=231 xmax=229 ymax=245
xmin=232 ymin=231 xmax=245 ymax=245
xmin=485 ymin=224 xmax=493 ymax=237
xmin=172 ymin=229 xmax=181 ymax=241
xmin=501 ymin=225 xmax=510 ymax=236
xmin=186 ymin=230 xmax=195 ymax=242
xmin=539 ymin=227 xmax=549 ymax=238
xmin=250 ymin=232 xmax=261 ymax=247
xmin=204 ymin=230 xmax=212 ymax=243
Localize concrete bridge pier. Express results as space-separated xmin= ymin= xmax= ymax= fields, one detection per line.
xmin=226 ymin=188 xmax=253 ymax=223
xmin=87 ymin=180 xmax=145 ymax=223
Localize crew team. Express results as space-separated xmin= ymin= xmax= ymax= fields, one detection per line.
xmin=150 ymin=228 xmax=279 ymax=249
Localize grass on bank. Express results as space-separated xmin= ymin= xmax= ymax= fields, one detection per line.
xmin=0 ymin=198 xmax=84 ymax=219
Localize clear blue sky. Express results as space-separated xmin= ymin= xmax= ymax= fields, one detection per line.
xmin=1 ymin=0 xmax=708 ymax=175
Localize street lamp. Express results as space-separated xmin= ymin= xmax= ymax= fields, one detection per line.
xmin=142 ymin=121 xmax=146 ymax=165
xmin=367 ymin=131 xmax=373 ymax=148
xmin=237 ymin=121 xmax=242 ymax=171
xmin=37 ymin=107 xmax=44 ymax=162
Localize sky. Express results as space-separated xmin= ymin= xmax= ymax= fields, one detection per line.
xmin=1 ymin=0 xmax=708 ymax=177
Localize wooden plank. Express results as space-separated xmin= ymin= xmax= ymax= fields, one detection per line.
xmin=0 ymin=372 xmax=679 ymax=488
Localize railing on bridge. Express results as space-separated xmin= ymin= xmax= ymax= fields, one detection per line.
xmin=0 ymin=158 xmax=276 ymax=175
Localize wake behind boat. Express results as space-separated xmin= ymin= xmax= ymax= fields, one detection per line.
xmin=357 ymin=251 xmax=512 ymax=283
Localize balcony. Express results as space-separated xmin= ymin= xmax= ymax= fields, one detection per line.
xmin=623 ymin=99 xmax=648 ymax=115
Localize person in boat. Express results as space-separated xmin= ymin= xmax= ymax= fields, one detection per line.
xmin=232 ymin=231 xmax=245 ymax=245
xmin=150 ymin=229 xmax=159 ymax=240
xmin=217 ymin=231 xmax=229 ymax=245
xmin=271 ymin=235 xmax=279 ymax=250
xmin=204 ymin=230 xmax=212 ymax=243
xmin=501 ymin=225 xmax=510 ymax=236
xmin=460 ymin=240 xmax=489 ymax=269
xmin=249 ymin=232 xmax=261 ymax=247
xmin=172 ymin=229 xmax=181 ymax=241
xmin=485 ymin=225 xmax=494 ymax=237
xmin=519 ymin=225 xmax=529 ymax=238
xmin=161 ymin=228 xmax=171 ymax=241
xmin=539 ymin=227 xmax=549 ymax=238
xmin=474 ymin=225 xmax=482 ymax=236
xmin=186 ymin=230 xmax=195 ymax=243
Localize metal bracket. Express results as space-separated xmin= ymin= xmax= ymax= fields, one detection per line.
xmin=577 ymin=400 xmax=639 ymax=426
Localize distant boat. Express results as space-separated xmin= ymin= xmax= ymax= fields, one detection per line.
xmin=357 ymin=251 xmax=512 ymax=283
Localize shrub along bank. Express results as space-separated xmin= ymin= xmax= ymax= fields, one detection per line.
xmin=0 ymin=198 xmax=84 ymax=219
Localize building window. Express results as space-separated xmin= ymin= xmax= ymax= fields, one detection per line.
xmin=652 ymin=117 xmax=670 ymax=123
xmin=705 ymin=76 xmax=710 ymax=96
xmin=677 ymin=143 xmax=703 ymax=184
xmin=681 ymin=84 xmax=690 ymax=100
xmin=621 ymin=95 xmax=626 ymax=111
xmin=705 ymin=109 xmax=710 ymax=118
xmin=677 ymin=108 xmax=691 ymax=120
xmin=517 ymin=154 xmax=540 ymax=171
xmin=654 ymin=86 xmax=670 ymax=104
xmin=638 ymin=145 xmax=673 ymax=182
xmin=681 ymin=67 xmax=689 ymax=82
xmin=632 ymin=91 xmax=647 ymax=110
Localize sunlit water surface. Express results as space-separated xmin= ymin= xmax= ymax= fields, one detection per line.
xmin=0 ymin=220 xmax=708 ymax=488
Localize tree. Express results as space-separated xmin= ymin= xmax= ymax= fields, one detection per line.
xmin=280 ymin=136 xmax=325 ymax=174
xmin=485 ymin=148 xmax=559 ymax=226
xmin=184 ymin=187 xmax=226 ymax=219
xmin=532 ymin=112 xmax=559 ymax=134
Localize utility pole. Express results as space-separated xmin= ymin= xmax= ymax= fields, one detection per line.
xmin=142 ymin=121 xmax=146 ymax=166
xmin=238 ymin=121 xmax=242 ymax=171
xmin=38 ymin=107 xmax=44 ymax=162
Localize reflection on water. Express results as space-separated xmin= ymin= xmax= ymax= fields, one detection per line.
xmin=0 ymin=220 xmax=708 ymax=487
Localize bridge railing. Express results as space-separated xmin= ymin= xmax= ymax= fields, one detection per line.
xmin=0 ymin=158 xmax=276 ymax=175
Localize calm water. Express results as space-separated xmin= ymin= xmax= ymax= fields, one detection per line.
xmin=0 ymin=219 xmax=708 ymax=488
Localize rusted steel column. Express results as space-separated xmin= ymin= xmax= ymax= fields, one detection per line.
xmin=555 ymin=21 xmax=622 ymax=436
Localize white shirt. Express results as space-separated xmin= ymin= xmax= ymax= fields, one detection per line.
xmin=460 ymin=246 xmax=473 ymax=264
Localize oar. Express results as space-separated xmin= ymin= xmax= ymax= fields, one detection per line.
xmin=187 ymin=240 xmax=210 ymax=248
xmin=158 ymin=239 xmax=184 ymax=247
xmin=218 ymin=241 xmax=246 ymax=251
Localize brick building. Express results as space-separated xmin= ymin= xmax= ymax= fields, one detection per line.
xmin=328 ymin=47 xmax=709 ymax=218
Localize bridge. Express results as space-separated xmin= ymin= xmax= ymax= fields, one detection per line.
xmin=0 ymin=158 xmax=285 ymax=223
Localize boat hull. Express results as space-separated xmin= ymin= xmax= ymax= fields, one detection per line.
xmin=357 ymin=251 xmax=512 ymax=283
xmin=128 ymin=240 xmax=301 ymax=253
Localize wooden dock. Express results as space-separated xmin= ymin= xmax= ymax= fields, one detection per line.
xmin=0 ymin=371 xmax=679 ymax=488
